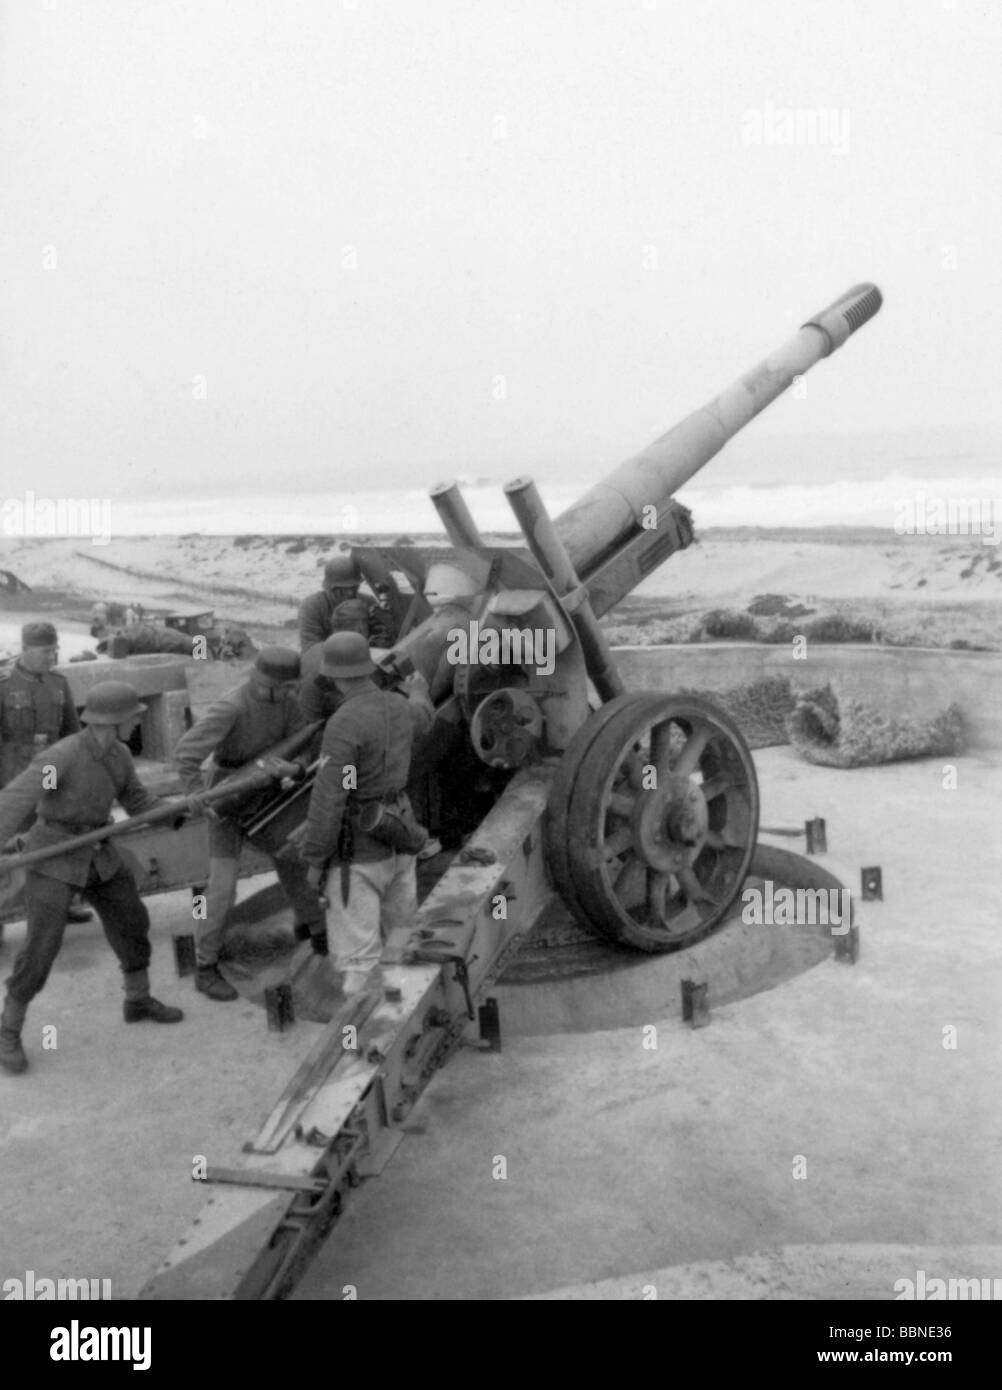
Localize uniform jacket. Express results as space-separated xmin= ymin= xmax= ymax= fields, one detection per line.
xmin=299 ymin=674 xmax=342 ymax=725
xmin=0 ymin=661 xmax=80 ymax=785
xmin=297 ymin=590 xmax=394 ymax=652
xmin=173 ymin=680 xmax=305 ymax=792
xmin=0 ymin=728 xmax=157 ymax=885
xmin=298 ymin=640 xmax=343 ymax=724
xmin=301 ymin=682 xmax=433 ymax=867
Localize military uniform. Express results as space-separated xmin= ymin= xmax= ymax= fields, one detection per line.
xmin=0 ymin=679 xmax=182 ymax=1073
xmin=0 ymin=660 xmax=80 ymax=790
xmin=0 ymin=630 xmax=88 ymax=941
xmin=174 ymin=665 xmax=323 ymax=976
xmin=298 ymin=639 xmax=344 ymax=724
xmin=300 ymin=680 xmax=433 ymax=986
xmin=297 ymin=590 xmax=394 ymax=652
xmin=0 ymin=729 xmax=160 ymax=1007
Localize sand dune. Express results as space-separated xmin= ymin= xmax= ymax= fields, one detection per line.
xmin=2 ymin=529 xmax=1000 ymax=641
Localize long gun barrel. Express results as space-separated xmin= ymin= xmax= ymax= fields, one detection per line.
xmin=554 ymin=283 xmax=883 ymax=587
xmin=0 ymin=721 xmax=323 ymax=876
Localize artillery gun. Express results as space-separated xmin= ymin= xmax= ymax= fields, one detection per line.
xmin=140 ymin=282 xmax=882 ymax=1299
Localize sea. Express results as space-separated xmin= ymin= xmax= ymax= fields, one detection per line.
xmin=2 ymin=428 xmax=1000 ymax=539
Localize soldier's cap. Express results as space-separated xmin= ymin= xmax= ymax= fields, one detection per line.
xmin=253 ymin=646 xmax=301 ymax=685
xmin=22 ymin=621 xmax=59 ymax=648
xmin=81 ymin=680 xmax=147 ymax=725
xmin=331 ymin=598 xmax=370 ymax=632
xmin=321 ymin=631 xmax=375 ymax=678
xmin=323 ymin=554 xmax=361 ymax=588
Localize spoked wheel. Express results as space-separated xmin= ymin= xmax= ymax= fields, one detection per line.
xmin=546 ymin=693 xmax=759 ymax=952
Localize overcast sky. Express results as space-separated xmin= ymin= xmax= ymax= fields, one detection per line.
xmin=1 ymin=0 xmax=998 ymax=507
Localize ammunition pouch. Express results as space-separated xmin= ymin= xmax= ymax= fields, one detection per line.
xmin=357 ymin=792 xmax=428 ymax=857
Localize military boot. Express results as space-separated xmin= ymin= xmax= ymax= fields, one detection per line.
xmin=0 ymin=996 xmax=29 ymax=1075
xmin=122 ymin=968 xmax=184 ymax=1023
xmin=195 ymin=964 xmax=239 ymax=1002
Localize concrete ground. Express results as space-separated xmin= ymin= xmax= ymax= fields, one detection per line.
xmin=1 ymin=747 xmax=999 ymax=1300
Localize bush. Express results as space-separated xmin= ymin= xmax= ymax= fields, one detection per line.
xmin=746 ymin=593 xmax=814 ymax=619
xmin=759 ymin=620 xmax=796 ymax=645
xmin=803 ymin=615 xmax=874 ymax=643
xmin=678 ymin=677 xmax=796 ymax=749
xmin=702 ymin=608 xmax=759 ymax=640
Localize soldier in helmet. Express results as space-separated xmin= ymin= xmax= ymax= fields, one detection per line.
xmin=297 ymin=632 xmax=434 ymax=996
xmin=330 ymin=597 xmax=371 ymax=638
xmin=0 ymin=680 xmax=185 ymax=1075
xmin=0 ymin=622 xmax=93 ymax=942
xmin=297 ymin=554 xmax=394 ymax=652
xmin=173 ymin=647 xmax=325 ymax=999
xmin=298 ymin=603 xmax=375 ymax=725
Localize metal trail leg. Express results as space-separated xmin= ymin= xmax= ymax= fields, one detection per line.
xmin=265 ymin=983 xmax=295 ymax=1031
xmin=478 ymin=996 xmax=501 ymax=1052
xmin=173 ymin=934 xmax=196 ymax=978
xmin=681 ymin=979 xmax=710 ymax=1028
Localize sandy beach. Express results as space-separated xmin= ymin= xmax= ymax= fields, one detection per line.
xmin=3 ymin=527 xmax=1001 ymax=661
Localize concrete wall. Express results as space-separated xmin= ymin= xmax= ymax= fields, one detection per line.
xmin=611 ymin=643 xmax=1002 ymax=751
xmin=60 ymin=653 xmax=192 ymax=762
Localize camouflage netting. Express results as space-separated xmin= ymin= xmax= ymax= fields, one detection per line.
xmin=786 ymin=683 xmax=966 ymax=768
xmin=678 ymin=676 xmax=795 ymax=749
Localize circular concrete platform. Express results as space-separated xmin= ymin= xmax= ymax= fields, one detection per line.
xmin=494 ymin=843 xmax=848 ymax=1036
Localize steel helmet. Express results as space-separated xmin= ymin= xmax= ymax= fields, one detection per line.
xmin=323 ymin=554 xmax=361 ymax=589
xmin=331 ymin=598 xmax=370 ymax=635
xmin=81 ymin=681 xmax=147 ymax=725
xmin=253 ymin=647 xmax=301 ymax=685
xmin=321 ymin=632 xmax=375 ymax=678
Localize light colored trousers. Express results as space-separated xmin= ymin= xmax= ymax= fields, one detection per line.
xmin=322 ymin=851 xmax=417 ymax=986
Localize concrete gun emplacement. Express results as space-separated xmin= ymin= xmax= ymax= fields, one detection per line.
xmin=143 ymin=282 xmax=882 ymax=1299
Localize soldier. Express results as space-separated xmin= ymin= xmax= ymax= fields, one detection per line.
xmin=0 ymin=622 xmax=93 ymax=943
xmin=0 ymin=680 xmax=185 ymax=1076
xmin=173 ymin=647 xmax=326 ymax=1000
xmin=329 ymin=597 xmax=371 ymax=638
xmin=297 ymin=632 xmax=434 ymax=996
xmin=298 ymin=605 xmax=372 ymax=724
xmin=297 ymin=554 xmax=394 ymax=652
